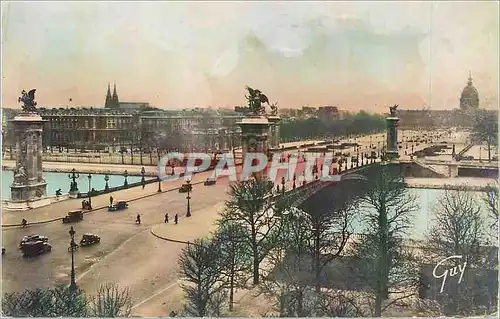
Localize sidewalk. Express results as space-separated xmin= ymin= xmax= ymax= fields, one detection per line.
xmin=1 ymin=169 xmax=215 ymax=226
xmin=150 ymin=202 xmax=225 ymax=244
xmin=1 ymin=160 xmax=182 ymax=176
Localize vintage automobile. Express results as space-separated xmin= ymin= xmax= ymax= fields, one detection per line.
xmin=204 ymin=177 xmax=216 ymax=186
xmin=19 ymin=234 xmax=49 ymax=249
xmin=179 ymin=183 xmax=192 ymax=193
xmin=108 ymin=200 xmax=129 ymax=212
xmin=62 ymin=210 xmax=84 ymax=223
xmin=21 ymin=241 xmax=52 ymax=257
xmin=80 ymin=234 xmax=101 ymax=247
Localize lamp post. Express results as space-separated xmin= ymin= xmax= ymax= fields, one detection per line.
xmin=186 ymin=180 xmax=192 ymax=217
xmin=124 ymin=170 xmax=128 ymax=186
xmin=157 ymin=175 xmax=162 ymax=193
xmin=68 ymin=168 xmax=80 ymax=192
xmin=104 ymin=174 xmax=109 ymax=191
xmin=87 ymin=174 xmax=92 ymax=208
xmin=68 ymin=226 xmax=77 ymax=291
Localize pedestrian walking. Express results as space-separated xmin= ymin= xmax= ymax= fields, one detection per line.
xmin=109 ymin=195 xmax=114 ymax=206
xmin=165 ymin=213 xmax=169 ymax=223
xmin=174 ymin=214 xmax=178 ymax=225
xmin=136 ymin=214 xmax=141 ymax=225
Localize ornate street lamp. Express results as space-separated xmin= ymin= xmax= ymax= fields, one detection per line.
xmin=186 ymin=180 xmax=192 ymax=217
xmin=157 ymin=175 xmax=162 ymax=193
xmin=68 ymin=168 xmax=80 ymax=192
xmin=104 ymin=174 xmax=109 ymax=191
xmin=68 ymin=226 xmax=77 ymax=291
xmin=123 ymin=170 xmax=128 ymax=186
xmin=87 ymin=174 xmax=92 ymax=208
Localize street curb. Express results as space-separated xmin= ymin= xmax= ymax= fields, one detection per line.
xmin=150 ymin=229 xmax=194 ymax=246
xmin=1 ymin=180 xmax=205 ymax=229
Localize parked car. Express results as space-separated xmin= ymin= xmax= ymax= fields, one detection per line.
xmin=21 ymin=241 xmax=52 ymax=257
xmin=204 ymin=178 xmax=216 ymax=186
xmin=62 ymin=210 xmax=84 ymax=223
xmin=179 ymin=183 xmax=192 ymax=193
xmin=108 ymin=200 xmax=128 ymax=212
xmin=19 ymin=234 xmax=49 ymax=249
xmin=80 ymin=234 xmax=101 ymax=247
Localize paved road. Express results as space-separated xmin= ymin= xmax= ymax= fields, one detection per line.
xmin=1 ymin=176 xmax=231 ymax=297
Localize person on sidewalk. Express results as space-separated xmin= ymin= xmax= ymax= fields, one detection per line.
xmin=136 ymin=214 xmax=141 ymax=225
xmin=109 ymin=195 xmax=114 ymax=206
xmin=174 ymin=214 xmax=178 ymax=225
xmin=21 ymin=218 xmax=27 ymax=228
xmin=164 ymin=213 xmax=169 ymax=223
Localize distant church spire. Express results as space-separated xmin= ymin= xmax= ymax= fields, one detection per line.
xmin=105 ymin=82 xmax=113 ymax=108
xmin=112 ymin=82 xmax=119 ymax=109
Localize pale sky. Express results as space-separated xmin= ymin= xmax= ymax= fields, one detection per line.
xmin=1 ymin=1 xmax=498 ymax=112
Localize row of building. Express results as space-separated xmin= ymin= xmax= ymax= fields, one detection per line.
xmin=1 ymin=73 xmax=491 ymax=152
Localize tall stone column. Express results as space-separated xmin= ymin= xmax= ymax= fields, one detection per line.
xmin=267 ymin=116 xmax=280 ymax=149
xmin=386 ymin=115 xmax=400 ymax=160
xmin=237 ymin=116 xmax=271 ymax=180
xmin=8 ymin=112 xmax=49 ymax=209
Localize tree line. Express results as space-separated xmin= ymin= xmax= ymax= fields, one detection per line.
xmin=2 ymin=283 xmax=132 ymax=317
xmin=280 ymin=111 xmax=386 ymax=141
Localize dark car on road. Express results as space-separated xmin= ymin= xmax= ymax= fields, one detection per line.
xmin=62 ymin=210 xmax=84 ymax=223
xmin=108 ymin=200 xmax=129 ymax=212
xmin=80 ymin=234 xmax=101 ymax=247
xmin=21 ymin=241 xmax=52 ymax=257
xmin=19 ymin=234 xmax=49 ymax=249
xmin=204 ymin=177 xmax=216 ymax=186
xmin=179 ymin=183 xmax=192 ymax=193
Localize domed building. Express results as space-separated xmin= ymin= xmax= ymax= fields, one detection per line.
xmin=459 ymin=71 xmax=479 ymax=110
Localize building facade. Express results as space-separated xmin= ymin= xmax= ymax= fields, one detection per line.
xmin=31 ymin=107 xmax=244 ymax=152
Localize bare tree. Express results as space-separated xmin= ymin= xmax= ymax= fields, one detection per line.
xmin=297 ymin=181 xmax=361 ymax=293
xmin=354 ymin=164 xmax=419 ymax=316
xmin=2 ymin=286 xmax=87 ymax=317
xmin=427 ymin=185 xmax=485 ymax=266
xmin=471 ymin=109 xmax=498 ymax=162
xmin=221 ymin=178 xmax=279 ymax=285
xmin=421 ymin=185 xmax=496 ymax=316
xmin=214 ymin=221 xmax=251 ymax=312
xmin=261 ymin=207 xmax=313 ymax=317
xmin=178 ymin=238 xmax=225 ymax=316
xmin=484 ymin=181 xmax=499 ymax=242
xmin=88 ymin=283 xmax=132 ymax=317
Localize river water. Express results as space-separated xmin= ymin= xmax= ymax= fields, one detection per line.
xmin=1 ymin=170 xmax=143 ymax=200
xmin=1 ymin=170 xmax=491 ymax=241
xmin=350 ymin=188 xmax=491 ymax=241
